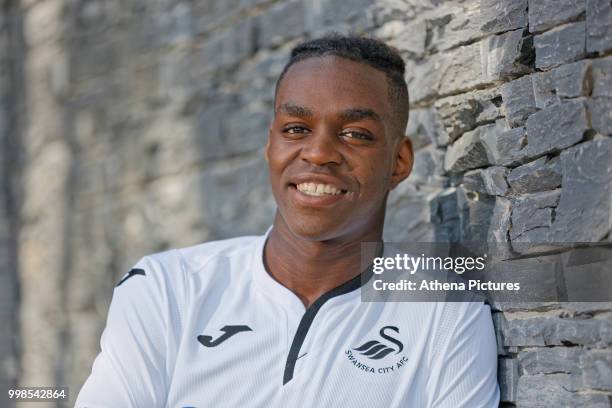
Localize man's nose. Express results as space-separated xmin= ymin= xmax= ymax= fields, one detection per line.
xmin=300 ymin=129 xmax=342 ymax=166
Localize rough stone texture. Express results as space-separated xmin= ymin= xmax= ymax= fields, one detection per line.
xmin=444 ymin=125 xmax=492 ymax=173
xmin=482 ymin=28 xmax=534 ymax=81
xmin=463 ymin=166 xmax=509 ymax=196
xmin=588 ymin=98 xmax=612 ymax=135
xmin=534 ymin=22 xmax=586 ymax=70
xmin=549 ymin=139 xmax=612 ymax=242
xmin=583 ymin=349 xmax=612 ymax=391
xmin=517 ymin=373 xmax=610 ymax=407
xmin=510 ymin=189 xmax=561 ymax=240
xmin=524 ymin=100 xmax=588 ymax=158
xmin=1 ymin=0 xmax=611 ymax=406
xmin=528 ymin=0 xmax=586 ymax=33
xmin=480 ymin=0 xmax=528 ymax=34
xmin=532 ymin=62 xmax=591 ymax=108
xmin=586 ymin=0 xmax=612 ymax=53
xmin=501 ymin=75 xmax=538 ymax=127
xmin=592 ymin=56 xmax=612 ymax=98
xmin=481 ymin=122 xmax=531 ymax=166
xmin=503 ymin=313 xmax=612 ymax=347
xmin=507 ymin=156 xmax=562 ymax=194
xmin=434 ymin=88 xmax=503 ymax=145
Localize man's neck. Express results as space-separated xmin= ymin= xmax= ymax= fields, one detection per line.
xmin=263 ymin=214 xmax=383 ymax=308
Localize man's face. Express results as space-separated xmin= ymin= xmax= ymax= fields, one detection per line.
xmin=266 ymin=55 xmax=412 ymax=242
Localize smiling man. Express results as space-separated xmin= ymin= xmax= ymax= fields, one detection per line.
xmin=76 ymin=34 xmax=499 ymax=407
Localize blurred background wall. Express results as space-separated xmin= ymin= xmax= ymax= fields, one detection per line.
xmin=1 ymin=0 xmax=611 ymax=406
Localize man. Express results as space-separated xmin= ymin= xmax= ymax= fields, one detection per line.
xmin=76 ymin=34 xmax=499 ymax=407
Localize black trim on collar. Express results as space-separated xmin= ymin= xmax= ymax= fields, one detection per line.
xmin=282 ymin=243 xmax=382 ymax=385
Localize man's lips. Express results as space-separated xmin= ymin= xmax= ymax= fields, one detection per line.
xmin=288 ymin=174 xmax=350 ymax=193
xmin=288 ymin=184 xmax=349 ymax=207
xmin=286 ymin=174 xmax=353 ymax=206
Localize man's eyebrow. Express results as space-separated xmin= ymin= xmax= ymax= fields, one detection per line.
xmin=276 ymin=102 xmax=314 ymax=119
xmin=338 ymin=108 xmax=383 ymax=124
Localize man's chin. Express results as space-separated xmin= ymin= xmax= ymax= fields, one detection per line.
xmin=284 ymin=219 xmax=347 ymax=243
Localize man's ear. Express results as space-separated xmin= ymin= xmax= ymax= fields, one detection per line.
xmin=390 ymin=136 xmax=413 ymax=190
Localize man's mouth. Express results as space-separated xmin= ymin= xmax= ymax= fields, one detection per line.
xmin=294 ymin=183 xmax=347 ymax=196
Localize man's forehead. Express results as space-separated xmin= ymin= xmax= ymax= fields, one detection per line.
xmin=279 ymin=55 xmax=388 ymax=88
xmin=275 ymin=56 xmax=391 ymax=115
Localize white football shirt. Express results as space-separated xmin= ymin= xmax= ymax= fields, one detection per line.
xmin=76 ymin=227 xmax=500 ymax=407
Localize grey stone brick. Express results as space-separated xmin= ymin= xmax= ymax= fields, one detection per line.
xmin=507 ymin=156 xmax=562 ymax=194
xmin=534 ymin=22 xmax=586 ymax=70
xmin=490 ymin=252 xmax=563 ymax=300
xmin=524 ymin=100 xmax=588 ymax=158
xmin=553 ymin=60 xmax=592 ymax=97
xmin=434 ymin=88 xmax=503 ymax=145
xmin=498 ymin=357 xmax=519 ymax=403
xmin=501 ymin=75 xmax=538 ymax=127
xmin=532 ymin=60 xmax=592 ymax=108
xmin=519 ymin=347 xmax=583 ymax=375
xmin=532 ymin=70 xmax=560 ymax=108
xmin=463 ymin=169 xmax=487 ymax=193
xmin=510 ymin=226 xmax=552 ymax=251
xmin=582 ymin=349 xmax=612 ymax=391
xmin=483 ymin=28 xmax=534 ymax=81
xmin=456 ymin=185 xmax=498 ymax=241
xmin=587 ymin=0 xmax=612 ymax=53
xmin=444 ymin=125 xmax=492 ymax=173
xmin=550 ymin=138 xmax=612 ymax=241
xmin=516 ymin=373 xmax=586 ymax=406
xmin=592 ymin=56 xmax=612 ymax=98
xmin=423 ymin=2 xmax=484 ymax=53
xmin=528 ymin=0 xmax=586 ymax=33
xmin=480 ymin=0 xmax=528 ymax=34
xmin=588 ymin=98 xmax=612 ymax=135
xmin=481 ymin=122 xmax=530 ymax=166
xmin=438 ymin=42 xmax=487 ymax=95
xmin=463 ymin=166 xmax=509 ymax=196
xmin=510 ymin=189 xmax=561 ymax=239
xmin=503 ymin=314 xmax=608 ymax=347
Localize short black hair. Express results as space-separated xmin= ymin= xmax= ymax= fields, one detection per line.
xmin=274 ymin=33 xmax=409 ymax=139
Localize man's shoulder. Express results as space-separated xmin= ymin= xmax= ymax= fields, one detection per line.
xmin=144 ymin=233 xmax=264 ymax=277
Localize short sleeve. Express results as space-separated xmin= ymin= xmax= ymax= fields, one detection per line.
xmin=427 ymin=302 xmax=500 ymax=408
xmin=75 ymin=256 xmax=171 ymax=408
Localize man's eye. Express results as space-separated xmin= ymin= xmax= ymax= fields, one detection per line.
xmin=340 ymin=131 xmax=373 ymax=141
xmin=283 ymin=126 xmax=310 ymax=134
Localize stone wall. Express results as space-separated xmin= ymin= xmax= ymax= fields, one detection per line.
xmin=3 ymin=0 xmax=612 ymax=407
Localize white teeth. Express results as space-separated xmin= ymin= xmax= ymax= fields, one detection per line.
xmin=296 ymin=183 xmax=343 ymax=196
